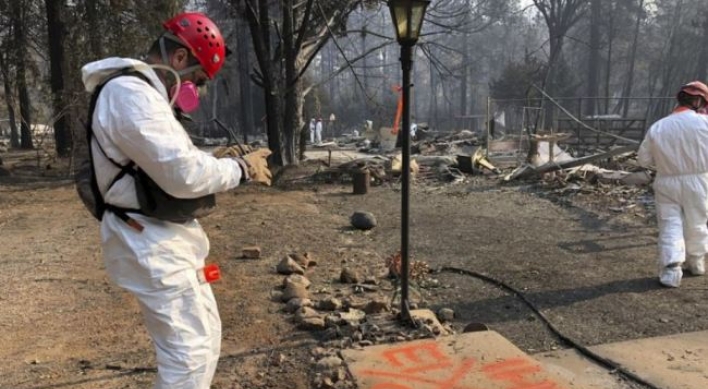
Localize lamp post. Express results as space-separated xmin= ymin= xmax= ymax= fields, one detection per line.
xmin=387 ymin=0 xmax=430 ymax=323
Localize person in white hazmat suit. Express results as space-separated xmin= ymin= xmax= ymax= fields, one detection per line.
xmin=638 ymin=81 xmax=708 ymax=288
xmin=309 ymin=118 xmax=316 ymax=144
xmin=315 ymin=118 xmax=323 ymax=144
xmin=81 ymin=12 xmax=271 ymax=388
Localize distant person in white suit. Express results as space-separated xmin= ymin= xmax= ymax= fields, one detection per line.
xmin=309 ymin=118 xmax=316 ymax=144
xmin=315 ymin=118 xmax=323 ymax=144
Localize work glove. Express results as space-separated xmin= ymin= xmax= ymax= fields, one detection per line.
xmin=213 ymin=146 xmax=273 ymax=186
xmin=242 ymin=148 xmax=273 ymax=186
xmin=213 ymin=144 xmax=254 ymax=158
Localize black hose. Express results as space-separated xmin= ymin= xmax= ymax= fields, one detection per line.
xmin=439 ymin=266 xmax=664 ymax=389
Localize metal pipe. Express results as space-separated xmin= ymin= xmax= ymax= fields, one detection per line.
xmin=400 ymin=43 xmax=413 ymax=322
xmin=486 ymin=96 xmax=491 ymax=158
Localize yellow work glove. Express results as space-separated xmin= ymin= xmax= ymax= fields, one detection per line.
xmin=242 ymin=148 xmax=273 ymax=186
xmin=212 ymin=144 xmax=253 ymax=158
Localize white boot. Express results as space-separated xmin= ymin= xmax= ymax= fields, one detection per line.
xmin=684 ymin=255 xmax=706 ymax=276
xmin=659 ymin=263 xmax=683 ymax=288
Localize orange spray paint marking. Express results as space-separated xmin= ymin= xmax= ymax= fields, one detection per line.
xmin=359 ymin=341 xmax=479 ymax=389
xmin=482 ymin=358 xmax=562 ymax=389
xmin=358 ymin=341 xmax=566 ymax=389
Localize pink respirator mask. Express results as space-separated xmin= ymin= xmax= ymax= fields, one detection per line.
xmin=170 ymin=81 xmax=200 ymax=113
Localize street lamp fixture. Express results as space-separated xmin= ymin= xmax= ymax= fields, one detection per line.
xmin=387 ymin=0 xmax=430 ymax=323
xmin=388 ymin=0 xmax=430 ymax=45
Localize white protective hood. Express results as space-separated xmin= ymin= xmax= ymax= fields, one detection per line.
xmin=82 ymin=57 xmax=167 ymax=97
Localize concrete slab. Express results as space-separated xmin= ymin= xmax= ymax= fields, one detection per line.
xmin=342 ymin=330 xmax=591 ymax=389
xmin=535 ymin=330 xmax=708 ymax=389
xmin=589 ymin=330 xmax=708 ymax=389
xmin=534 ymin=349 xmax=632 ymax=389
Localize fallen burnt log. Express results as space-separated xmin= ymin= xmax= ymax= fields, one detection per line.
xmin=505 ymin=144 xmax=640 ymax=181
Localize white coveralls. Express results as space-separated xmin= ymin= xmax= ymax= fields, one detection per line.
xmin=309 ymin=119 xmax=316 ymax=144
xmin=638 ymin=108 xmax=708 ymax=287
xmin=82 ymin=58 xmax=245 ymax=388
xmin=315 ymin=120 xmax=323 ymax=144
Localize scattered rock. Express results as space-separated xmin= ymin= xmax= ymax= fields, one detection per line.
xmin=338 ymin=309 xmax=366 ymax=325
xmin=340 ymin=268 xmax=361 ymax=284
xmin=410 ymin=309 xmax=449 ymax=336
xmin=360 ymin=323 xmax=381 ymax=337
xmin=241 ymin=246 xmax=261 ymax=259
xmin=363 ymin=299 xmax=390 ymax=314
xmin=318 ymin=297 xmax=343 ymax=311
xmin=311 ymin=347 xmax=332 ymax=358
xmin=350 ymin=211 xmax=377 ymax=230
xmin=269 ymin=353 xmax=286 ymax=366
xmin=282 ymin=284 xmax=309 ymax=302
xmin=437 ymin=308 xmax=455 ymax=322
xmin=363 ymin=276 xmax=379 ymax=285
xmin=290 ymin=252 xmax=317 ymax=268
xmin=284 ymin=298 xmax=312 ymax=313
xmin=342 ymin=297 xmax=368 ymax=310
xmin=352 ymin=331 xmax=363 ymax=342
xmin=283 ymin=274 xmax=311 ymax=289
xmin=298 ymin=316 xmax=326 ymax=330
xmin=270 ymin=290 xmax=284 ymax=302
xmin=313 ymin=375 xmax=336 ymax=389
xmin=325 ymin=314 xmax=343 ymax=328
xmin=316 ymin=356 xmax=343 ymax=372
xmin=295 ymin=306 xmax=320 ymax=321
xmin=277 ymin=256 xmax=306 ymax=275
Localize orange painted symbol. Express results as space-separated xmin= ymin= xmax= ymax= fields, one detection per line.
xmin=357 ymin=341 xmax=565 ymax=389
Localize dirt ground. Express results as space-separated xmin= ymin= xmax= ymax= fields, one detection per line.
xmin=1 ymin=148 xmax=707 ymax=389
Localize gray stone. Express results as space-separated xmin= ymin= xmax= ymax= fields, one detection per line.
xmin=340 ymin=268 xmax=361 ymax=284
xmin=437 ymin=308 xmax=455 ymax=322
xmin=350 ymin=211 xmax=377 ymax=230
xmin=282 ymin=284 xmax=309 ymax=302
xmin=283 ymin=274 xmax=311 ymax=289
xmin=295 ymin=306 xmax=319 ymax=322
xmin=290 ymin=252 xmax=317 ymax=268
xmin=311 ymin=347 xmax=332 ymax=358
xmin=318 ymin=297 xmax=343 ymax=311
xmin=284 ymin=298 xmax=312 ymax=313
xmin=269 ymin=353 xmax=286 ymax=366
xmin=316 ymin=356 xmax=343 ymax=372
xmin=342 ymin=297 xmax=367 ymax=310
xmin=352 ymin=331 xmax=363 ymax=342
xmin=270 ymin=290 xmax=284 ymax=302
xmin=325 ymin=314 xmax=343 ymax=328
xmin=338 ymin=309 xmax=366 ymax=326
xmin=363 ymin=299 xmax=389 ymax=314
xmin=241 ymin=246 xmax=261 ymax=259
xmin=298 ymin=316 xmax=326 ymax=330
xmin=277 ymin=256 xmax=305 ymax=275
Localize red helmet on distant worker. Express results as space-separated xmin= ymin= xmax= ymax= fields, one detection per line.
xmin=163 ymin=12 xmax=226 ymax=79
xmin=677 ymin=81 xmax=708 ymax=104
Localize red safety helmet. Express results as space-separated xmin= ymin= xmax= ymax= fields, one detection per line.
xmin=678 ymin=81 xmax=708 ymax=104
xmin=163 ymin=12 xmax=226 ymax=79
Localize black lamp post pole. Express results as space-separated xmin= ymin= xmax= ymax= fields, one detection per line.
xmin=400 ymin=42 xmax=413 ymax=322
